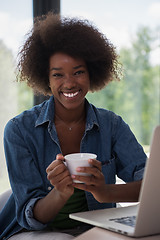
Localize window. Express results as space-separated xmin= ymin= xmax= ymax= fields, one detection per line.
xmin=0 ymin=0 xmax=159 ymax=193
xmin=62 ymin=0 xmax=160 ymax=147
xmin=0 ymin=0 xmax=33 ymax=193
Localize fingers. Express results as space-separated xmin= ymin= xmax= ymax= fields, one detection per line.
xmin=46 ymin=154 xmax=65 ymax=173
xmin=46 ymin=154 xmax=71 ymax=186
xmin=71 ymin=160 xmax=103 ymax=186
xmin=47 ymin=163 xmax=73 ymax=190
xmin=50 ymin=173 xmax=73 ymax=188
xmin=45 ymin=154 xmax=74 ymax=199
xmin=76 ymin=166 xmax=100 ymax=178
xmin=88 ymin=158 xmax=102 ymax=171
xmin=47 ymin=164 xmax=69 ymax=184
xmin=75 ymin=159 xmax=102 ymax=178
xmin=72 ymin=173 xmax=103 ymax=186
xmin=56 ymin=154 xmax=65 ymax=160
xmin=72 ymin=182 xmax=94 ymax=192
xmin=47 ymin=161 xmax=66 ymax=177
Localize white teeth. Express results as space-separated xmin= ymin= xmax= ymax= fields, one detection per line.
xmin=63 ymin=91 xmax=79 ymax=98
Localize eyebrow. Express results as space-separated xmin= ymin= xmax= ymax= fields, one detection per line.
xmin=50 ymin=67 xmax=62 ymax=71
xmin=73 ymin=65 xmax=85 ymax=69
xmin=50 ymin=65 xmax=85 ymax=71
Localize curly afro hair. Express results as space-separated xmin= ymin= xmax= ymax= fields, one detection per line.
xmin=17 ymin=13 xmax=121 ymax=96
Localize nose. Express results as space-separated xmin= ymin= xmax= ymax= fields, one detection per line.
xmin=64 ymin=74 xmax=76 ymax=89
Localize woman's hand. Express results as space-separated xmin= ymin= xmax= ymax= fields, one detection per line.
xmin=33 ymin=154 xmax=74 ymax=224
xmin=72 ymin=159 xmax=107 ymax=203
xmin=72 ymin=158 xmax=142 ymax=203
xmin=46 ymin=154 xmax=74 ymax=201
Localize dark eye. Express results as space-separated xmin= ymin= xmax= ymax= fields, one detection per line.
xmin=74 ymin=70 xmax=85 ymax=75
xmin=52 ymin=73 xmax=63 ymax=78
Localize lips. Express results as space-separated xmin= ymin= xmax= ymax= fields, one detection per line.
xmin=62 ymin=91 xmax=80 ymax=98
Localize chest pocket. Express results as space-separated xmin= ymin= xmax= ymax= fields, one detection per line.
xmin=101 ymin=155 xmax=116 ymax=184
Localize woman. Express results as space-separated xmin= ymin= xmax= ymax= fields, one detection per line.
xmin=0 ymin=13 xmax=146 ymax=239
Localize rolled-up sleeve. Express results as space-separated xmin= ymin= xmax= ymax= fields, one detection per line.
xmin=112 ymin=116 xmax=147 ymax=183
xmin=25 ymin=198 xmax=47 ymax=230
xmin=134 ymin=167 xmax=145 ymax=181
xmin=4 ymin=118 xmax=49 ymax=230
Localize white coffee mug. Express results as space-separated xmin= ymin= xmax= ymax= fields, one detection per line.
xmin=64 ymin=153 xmax=97 ymax=183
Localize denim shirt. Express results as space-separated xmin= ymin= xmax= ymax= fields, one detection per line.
xmin=0 ymin=96 xmax=147 ymax=239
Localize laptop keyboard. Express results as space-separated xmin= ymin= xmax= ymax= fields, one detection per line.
xmin=109 ymin=216 xmax=136 ymax=227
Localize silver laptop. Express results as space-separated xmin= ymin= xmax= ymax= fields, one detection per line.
xmin=70 ymin=125 xmax=160 ymax=237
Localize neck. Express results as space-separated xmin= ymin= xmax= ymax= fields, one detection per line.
xmin=54 ymin=100 xmax=86 ymax=124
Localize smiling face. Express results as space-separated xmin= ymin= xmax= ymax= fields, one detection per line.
xmin=49 ymin=52 xmax=90 ymax=112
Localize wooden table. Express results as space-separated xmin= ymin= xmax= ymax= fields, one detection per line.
xmin=75 ymin=227 xmax=160 ymax=240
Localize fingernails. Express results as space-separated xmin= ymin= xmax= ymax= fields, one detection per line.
xmin=76 ymin=167 xmax=81 ymax=172
xmin=76 ymin=167 xmax=84 ymax=172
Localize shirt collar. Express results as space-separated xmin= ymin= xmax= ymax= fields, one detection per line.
xmin=35 ymin=96 xmax=55 ymax=127
xmin=35 ymin=96 xmax=99 ymax=130
xmin=85 ymin=100 xmax=99 ymax=131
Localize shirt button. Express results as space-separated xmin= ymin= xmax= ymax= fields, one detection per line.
xmin=48 ymin=186 xmax=52 ymax=191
